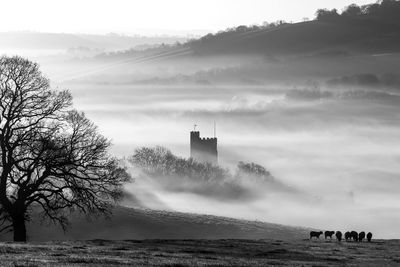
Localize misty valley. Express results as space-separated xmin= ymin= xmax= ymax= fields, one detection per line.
xmin=53 ymin=61 xmax=400 ymax=239
xmin=1 ymin=0 xmax=400 ymax=266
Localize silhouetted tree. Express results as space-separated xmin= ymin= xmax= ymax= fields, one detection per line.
xmin=361 ymin=3 xmax=381 ymax=16
xmin=0 ymin=56 xmax=130 ymax=241
xmin=378 ymin=0 xmax=400 ymax=19
xmin=361 ymin=0 xmax=400 ymax=20
xmin=315 ymin=8 xmax=340 ymax=21
xmin=342 ymin=4 xmax=362 ymax=16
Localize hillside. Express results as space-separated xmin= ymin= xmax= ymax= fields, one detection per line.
xmin=185 ymin=1 xmax=400 ymax=57
xmin=91 ymin=18 xmax=400 ymax=62
xmin=186 ymin=18 xmax=400 ymax=57
xmin=0 ymin=206 xmax=310 ymax=242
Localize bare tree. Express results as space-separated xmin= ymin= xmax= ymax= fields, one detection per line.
xmin=0 ymin=56 xmax=130 ymax=241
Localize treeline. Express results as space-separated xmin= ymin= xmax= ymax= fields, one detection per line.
xmin=187 ymin=0 xmax=400 ymax=56
xmin=195 ymin=0 xmax=400 ymax=43
xmin=129 ymin=146 xmax=279 ymax=201
xmin=316 ymin=0 xmax=400 ymax=22
xmin=130 ymin=146 xmax=274 ymax=184
xmin=190 ymin=20 xmax=290 ymax=46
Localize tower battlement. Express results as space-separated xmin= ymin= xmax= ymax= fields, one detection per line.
xmin=190 ymin=131 xmax=218 ymax=165
xmin=201 ymin=137 xmax=217 ymax=141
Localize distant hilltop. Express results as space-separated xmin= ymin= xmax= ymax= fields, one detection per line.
xmin=88 ymin=1 xmax=400 ymax=66
xmin=186 ymin=0 xmax=400 ymax=57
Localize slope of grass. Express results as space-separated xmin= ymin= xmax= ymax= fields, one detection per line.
xmin=0 ymin=206 xmax=310 ymax=242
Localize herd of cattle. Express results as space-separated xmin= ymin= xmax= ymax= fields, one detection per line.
xmin=310 ymin=231 xmax=373 ymax=242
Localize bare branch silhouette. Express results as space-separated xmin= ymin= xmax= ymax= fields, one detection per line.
xmin=0 ymin=56 xmax=130 ymax=241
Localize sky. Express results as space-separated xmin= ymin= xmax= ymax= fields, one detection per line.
xmin=0 ymin=0 xmax=375 ymax=35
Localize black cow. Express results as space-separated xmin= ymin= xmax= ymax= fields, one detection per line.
xmin=350 ymin=231 xmax=359 ymax=242
xmin=345 ymin=231 xmax=351 ymax=241
xmin=310 ymin=231 xmax=323 ymax=239
xmin=335 ymin=231 xmax=342 ymax=242
xmin=358 ymin=231 xmax=366 ymax=242
xmin=325 ymin=231 xmax=335 ymax=239
xmin=367 ymin=232 xmax=373 ymax=242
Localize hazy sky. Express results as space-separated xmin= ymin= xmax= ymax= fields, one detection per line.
xmin=1 ymin=0 xmax=375 ymax=35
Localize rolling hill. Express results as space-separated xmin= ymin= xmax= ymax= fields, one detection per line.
xmin=0 ymin=206 xmax=310 ymax=241
xmin=92 ymin=1 xmax=400 ymax=60
xmin=186 ymin=1 xmax=400 ymax=57
xmin=186 ymin=19 xmax=400 ymax=57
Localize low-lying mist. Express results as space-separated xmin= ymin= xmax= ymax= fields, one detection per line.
xmin=3 ymin=48 xmax=399 ymax=238
xmin=126 ymin=146 xmax=297 ymax=201
xmin=58 ymin=78 xmax=399 ymax=238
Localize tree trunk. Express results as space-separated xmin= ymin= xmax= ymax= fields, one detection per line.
xmin=12 ymin=214 xmax=26 ymax=242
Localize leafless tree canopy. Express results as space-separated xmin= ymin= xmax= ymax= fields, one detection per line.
xmin=0 ymin=56 xmax=130 ymax=241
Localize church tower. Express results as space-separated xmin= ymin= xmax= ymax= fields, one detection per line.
xmin=190 ymin=127 xmax=218 ymax=165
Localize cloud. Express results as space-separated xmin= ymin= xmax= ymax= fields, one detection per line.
xmin=327 ymin=73 xmax=400 ymax=89
xmin=285 ymin=88 xmax=333 ymax=101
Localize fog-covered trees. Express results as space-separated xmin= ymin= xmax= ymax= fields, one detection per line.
xmin=130 ymin=146 xmax=282 ymax=201
xmin=0 ymin=56 xmax=130 ymax=241
xmin=130 ymin=146 xmax=274 ymax=183
xmin=236 ymin=162 xmax=271 ymax=179
xmin=130 ymin=146 xmax=230 ymax=183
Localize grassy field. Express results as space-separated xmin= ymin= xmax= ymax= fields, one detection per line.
xmin=1 ymin=239 xmax=399 ymax=267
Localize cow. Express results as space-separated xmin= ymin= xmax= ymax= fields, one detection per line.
xmin=358 ymin=231 xmax=366 ymax=242
xmin=325 ymin=231 xmax=335 ymax=239
xmin=335 ymin=231 xmax=342 ymax=242
xmin=350 ymin=231 xmax=359 ymax=242
xmin=367 ymin=232 xmax=373 ymax=242
xmin=345 ymin=231 xmax=351 ymax=241
xmin=310 ymin=231 xmax=323 ymax=240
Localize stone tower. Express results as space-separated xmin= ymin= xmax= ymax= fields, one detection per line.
xmin=190 ymin=131 xmax=218 ymax=165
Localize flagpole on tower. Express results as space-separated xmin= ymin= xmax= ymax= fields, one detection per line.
xmin=214 ymin=121 xmax=216 ymax=138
